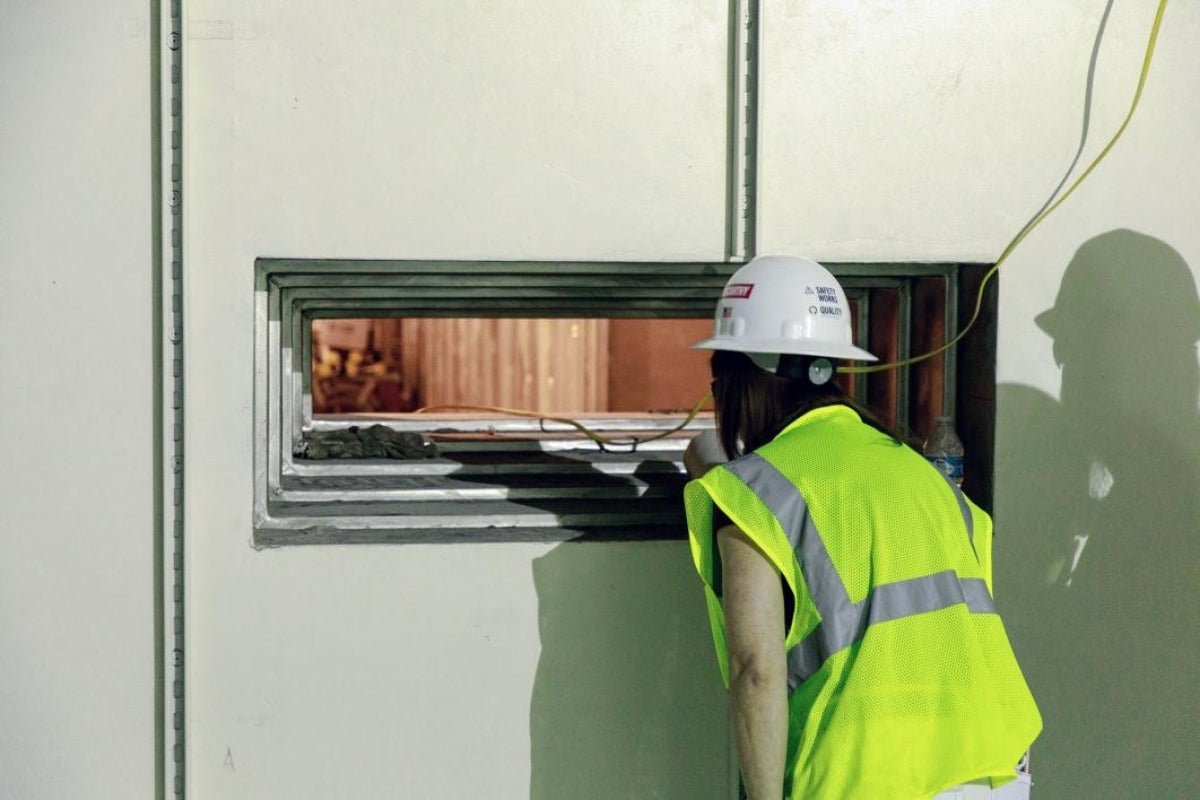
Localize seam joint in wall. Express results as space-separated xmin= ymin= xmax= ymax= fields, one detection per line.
xmin=162 ymin=0 xmax=185 ymax=795
xmin=727 ymin=0 xmax=760 ymax=262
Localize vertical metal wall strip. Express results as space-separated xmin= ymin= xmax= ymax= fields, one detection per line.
xmin=944 ymin=269 xmax=959 ymax=416
xmin=161 ymin=0 xmax=186 ymax=796
xmin=852 ymin=289 xmax=870 ymax=408
xmin=897 ymin=279 xmax=912 ymax=430
xmin=726 ymin=0 xmax=760 ymax=262
xmin=150 ymin=0 xmax=165 ymax=795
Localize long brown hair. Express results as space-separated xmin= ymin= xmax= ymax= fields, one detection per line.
xmin=710 ymin=350 xmax=896 ymax=459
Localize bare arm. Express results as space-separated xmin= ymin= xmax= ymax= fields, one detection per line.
xmin=684 ymin=430 xmax=728 ymax=478
xmin=717 ymin=524 xmax=788 ymax=800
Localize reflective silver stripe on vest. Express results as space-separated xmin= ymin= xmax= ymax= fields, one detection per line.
xmin=724 ymin=452 xmax=996 ymax=691
xmin=942 ymin=474 xmax=975 ymax=552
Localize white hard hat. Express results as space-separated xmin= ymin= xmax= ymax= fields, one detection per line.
xmin=692 ymin=255 xmax=878 ymax=369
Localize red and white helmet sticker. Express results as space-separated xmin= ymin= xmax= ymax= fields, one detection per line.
xmin=723 ymin=283 xmax=754 ymax=299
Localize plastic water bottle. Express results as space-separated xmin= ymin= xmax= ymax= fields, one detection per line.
xmin=924 ymin=416 xmax=965 ymax=487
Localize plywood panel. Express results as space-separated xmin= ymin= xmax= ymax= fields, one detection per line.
xmin=408 ymin=318 xmax=608 ymax=412
xmin=607 ymin=319 xmax=714 ymax=413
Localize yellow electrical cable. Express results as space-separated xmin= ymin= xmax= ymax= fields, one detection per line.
xmin=415 ymin=0 xmax=1169 ymax=445
xmin=840 ymin=0 xmax=1169 ymax=375
xmin=415 ymin=390 xmax=713 ymax=451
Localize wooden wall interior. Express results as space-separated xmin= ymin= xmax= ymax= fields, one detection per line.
xmin=312 ymin=296 xmax=953 ymax=430
xmin=399 ymin=318 xmax=610 ymax=412
xmin=606 ymin=319 xmax=715 ymax=413
xmin=908 ymin=277 xmax=948 ymax=440
xmin=313 ymin=317 xmax=714 ymax=414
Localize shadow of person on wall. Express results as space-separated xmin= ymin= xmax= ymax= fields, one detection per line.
xmin=527 ymin=538 xmax=730 ymax=800
xmin=527 ymin=459 xmax=730 ymax=800
xmin=994 ymin=229 xmax=1200 ymax=799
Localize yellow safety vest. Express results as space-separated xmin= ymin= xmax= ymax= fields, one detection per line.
xmin=685 ymin=405 xmax=1041 ymax=799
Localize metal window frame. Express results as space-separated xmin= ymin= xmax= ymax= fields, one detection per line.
xmin=254 ymin=258 xmax=964 ymax=546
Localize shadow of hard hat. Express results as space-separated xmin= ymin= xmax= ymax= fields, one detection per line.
xmin=1034 ymin=229 xmax=1200 ymax=344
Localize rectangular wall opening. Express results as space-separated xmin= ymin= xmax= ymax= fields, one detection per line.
xmin=254 ymin=259 xmax=990 ymax=545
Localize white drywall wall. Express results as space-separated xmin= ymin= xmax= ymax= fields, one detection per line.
xmin=185 ymin=2 xmax=731 ymax=798
xmin=761 ymin=1 xmax=1106 ymax=261
xmin=0 ymin=3 xmax=158 ymax=799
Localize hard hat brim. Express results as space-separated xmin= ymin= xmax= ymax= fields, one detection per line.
xmin=691 ymin=335 xmax=878 ymax=362
xmin=1033 ymin=307 xmax=1057 ymax=338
